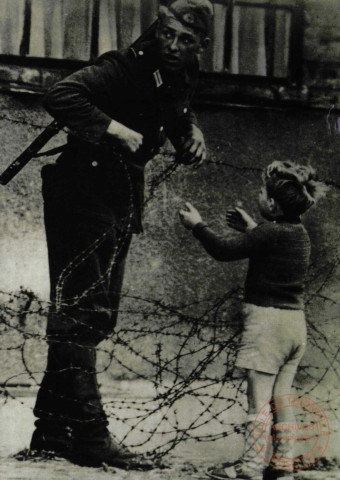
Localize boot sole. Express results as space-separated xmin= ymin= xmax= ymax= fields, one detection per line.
xmin=206 ymin=465 xmax=262 ymax=480
xmin=71 ymin=452 xmax=154 ymax=470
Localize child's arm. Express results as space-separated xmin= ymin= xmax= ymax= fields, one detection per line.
xmin=179 ymin=202 xmax=203 ymax=230
xmin=179 ymin=203 xmax=265 ymax=262
xmin=226 ymin=207 xmax=258 ymax=233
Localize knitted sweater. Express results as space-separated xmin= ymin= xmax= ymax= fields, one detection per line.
xmin=192 ymin=220 xmax=311 ymax=310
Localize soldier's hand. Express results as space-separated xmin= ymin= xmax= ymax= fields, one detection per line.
xmin=180 ymin=125 xmax=206 ymax=168
xmin=106 ymin=119 xmax=143 ymax=153
xmin=179 ymin=202 xmax=203 ymax=230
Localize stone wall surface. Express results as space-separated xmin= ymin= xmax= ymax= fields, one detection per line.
xmin=0 ymin=91 xmax=339 ymax=464
xmin=304 ymin=0 xmax=340 ymax=63
xmin=0 ymin=91 xmax=339 ymax=369
xmin=0 ymin=93 xmax=339 ymax=302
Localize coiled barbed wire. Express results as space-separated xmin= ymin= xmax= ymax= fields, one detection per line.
xmin=0 ymin=111 xmax=339 ymax=460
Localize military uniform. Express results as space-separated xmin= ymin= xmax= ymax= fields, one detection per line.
xmin=33 ymin=39 xmax=201 ymax=441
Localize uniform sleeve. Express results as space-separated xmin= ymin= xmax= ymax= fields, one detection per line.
xmin=43 ymin=54 xmax=124 ymax=143
xmin=179 ymin=61 xmax=200 ymax=131
xmin=164 ymin=65 xmax=200 ymax=147
xmin=177 ymin=106 xmax=199 ymax=131
xmin=192 ymin=222 xmax=270 ymax=261
xmin=165 ymin=107 xmax=199 ymax=153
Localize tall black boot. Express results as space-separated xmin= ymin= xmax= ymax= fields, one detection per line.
xmin=32 ymin=340 xmax=108 ymax=455
xmin=66 ymin=346 xmax=153 ymax=470
xmin=31 ymin=341 xmax=76 ymax=456
xmin=72 ymin=422 xmax=154 ymax=470
xmin=30 ymin=420 xmax=72 ymax=457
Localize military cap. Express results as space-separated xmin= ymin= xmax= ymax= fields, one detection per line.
xmin=159 ymin=0 xmax=214 ymax=36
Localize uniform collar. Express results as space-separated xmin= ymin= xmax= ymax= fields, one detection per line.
xmin=131 ymin=40 xmax=196 ymax=87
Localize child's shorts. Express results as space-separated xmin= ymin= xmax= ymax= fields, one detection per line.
xmin=235 ymin=303 xmax=307 ymax=375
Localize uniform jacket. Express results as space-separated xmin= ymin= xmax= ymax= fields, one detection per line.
xmin=42 ymin=40 xmax=200 ymax=232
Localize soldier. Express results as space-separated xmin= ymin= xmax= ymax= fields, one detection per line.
xmin=30 ymin=0 xmax=214 ymax=469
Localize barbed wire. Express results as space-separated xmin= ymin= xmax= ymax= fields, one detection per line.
xmin=1 ymin=286 xmax=339 ymax=458
xmin=1 ymin=112 xmax=339 ymax=189
xmin=0 ymin=110 xmax=339 ymax=464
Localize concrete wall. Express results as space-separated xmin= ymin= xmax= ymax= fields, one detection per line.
xmin=0 ymin=92 xmax=339 ymax=458
xmin=0 ymin=90 xmax=339 ymax=353
xmin=304 ymin=0 xmax=340 ymax=63
xmin=304 ymin=0 xmax=340 ymax=89
xmin=1 ymin=93 xmax=339 ymax=301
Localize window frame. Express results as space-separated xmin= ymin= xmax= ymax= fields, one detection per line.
xmin=0 ymin=0 xmax=305 ymax=95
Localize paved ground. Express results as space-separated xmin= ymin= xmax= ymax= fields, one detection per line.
xmin=0 ymin=456 xmax=339 ymax=480
xmin=1 ymin=385 xmax=339 ymax=480
xmin=0 ymin=456 xmax=203 ymax=480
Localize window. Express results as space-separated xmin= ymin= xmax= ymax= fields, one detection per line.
xmin=0 ymin=0 xmax=156 ymax=61
xmin=0 ymin=0 xmax=304 ymax=87
xmin=201 ymin=0 xmax=303 ymax=83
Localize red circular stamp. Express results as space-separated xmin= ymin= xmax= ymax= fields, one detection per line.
xmin=253 ymin=394 xmax=330 ymax=472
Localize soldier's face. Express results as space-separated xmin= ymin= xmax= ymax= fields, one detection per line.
xmin=156 ymin=16 xmax=204 ymax=71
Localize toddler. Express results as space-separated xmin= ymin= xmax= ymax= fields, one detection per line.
xmin=179 ymin=161 xmax=327 ymax=480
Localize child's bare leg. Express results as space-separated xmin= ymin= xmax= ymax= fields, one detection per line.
xmin=244 ymin=370 xmax=276 ymax=464
xmin=207 ymin=370 xmax=276 ymax=479
xmin=247 ymin=369 xmax=276 ymax=414
xmin=269 ymin=367 xmax=298 ymax=476
xmin=272 ymin=367 xmax=297 ymax=424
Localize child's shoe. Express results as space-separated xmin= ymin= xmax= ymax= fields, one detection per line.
xmin=206 ymin=415 xmax=268 ymax=480
xmin=266 ymin=423 xmax=295 ymax=480
xmin=264 ymin=465 xmax=294 ymax=479
xmin=206 ymin=461 xmax=263 ymax=479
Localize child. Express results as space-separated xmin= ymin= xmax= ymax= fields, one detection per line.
xmin=179 ymin=161 xmax=327 ymax=480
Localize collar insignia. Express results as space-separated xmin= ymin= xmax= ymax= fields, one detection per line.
xmin=153 ymin=69 xmax=163 ymax=88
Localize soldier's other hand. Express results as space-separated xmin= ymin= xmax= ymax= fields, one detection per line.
xmin=179 ymin=202 xmax=203 ymax=230
xmin=226 ymin=207 xmax=258 ymax=233
xmin=180 ymin=125 xmax=206 ymax=168
xmin=107 ymin=119 xmax=143 ymax=153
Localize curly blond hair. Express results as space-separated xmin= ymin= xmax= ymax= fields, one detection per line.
xmin=263 ymin=161 xmax=328 ymax=216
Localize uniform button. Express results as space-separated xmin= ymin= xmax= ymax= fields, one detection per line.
xmin=138 ymin=50 xmax=144 ymax=56
xmin=92 ymin=161 xmax=98 ymax=167
xmin=183 ymin=107 xmax=188 ymax=114
xmin=160 ymin=126 xmax=164 ymax=132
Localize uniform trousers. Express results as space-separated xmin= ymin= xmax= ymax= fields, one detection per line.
xmin=33 ymin=167 xmax=132 ymax=433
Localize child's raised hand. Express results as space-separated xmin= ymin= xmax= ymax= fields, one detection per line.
xmin=179 ymin=202 xmax=203 ymax=230
xmin=226 ymin=207 xmax=257 ymax=232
